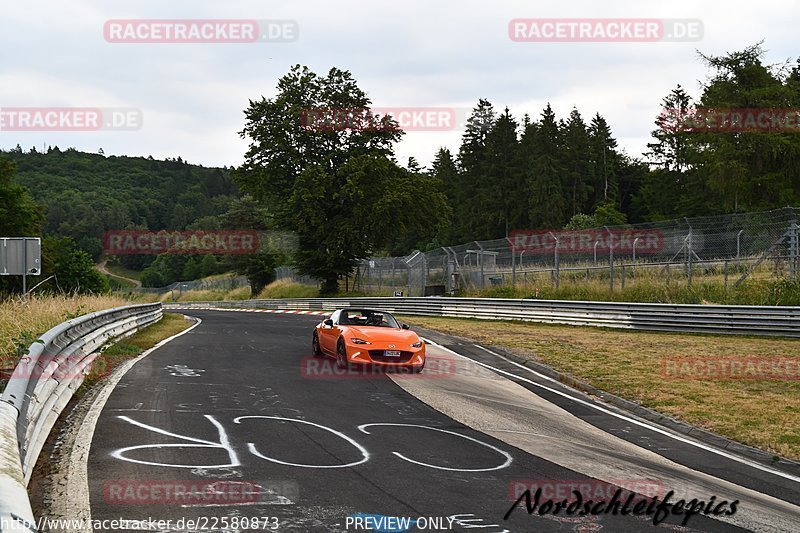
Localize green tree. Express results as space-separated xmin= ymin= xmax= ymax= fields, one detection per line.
xmin=484 ymin=108 xmax=523 ymax=236
xmin=41 ymin=237 xmax=110 ymax=294
xmin=456 ymin=99 xmax=496 ymax=241
xmin=593 ymin=202 xmax=627 ymax=226
xmin=288 ymin=155 xmax=449 ymax=293
xmin=140 ymin=268 xmax=165 ymax=288
xmin=562 ymin=108 xmax=593 ymax=217
xmin=646 ymin=85 xmax=693 ymax=174
xmin=588 ymin=113 xmax=619 ymax=207
xmin=0 ymin=157 xmax=43 ymax=294
xmin=182 ymin=257 xmax=201 ymax=280
xmin=694 ymin=43 xmax=800 ymax=212
xmin=430 ymin=148 xmax=459 ymax=243
xmin=199 ymin=254 xmax=219 ymax=277
xmin=522 ymin=104 xmax=566 ymax=228
xmin=236 ymin=66 xmax=448 ymax=294
xmin=564 ymin=213 xmax=597 ymax=230
xmin=219 ymin=196 xmax=279 ymax=296
xmin=0 ymin=157 xmax=43 ymax=236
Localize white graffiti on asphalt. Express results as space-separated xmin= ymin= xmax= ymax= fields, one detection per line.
xmin=112 ymin=415 xmax=512 ymax=472
xmin=358 ymin=423 xmax=513 ymax=472
xmin=111 ymin=415 xmax=240 ymax=468
xmin=165 ymin=364 xmax=205 ymax=377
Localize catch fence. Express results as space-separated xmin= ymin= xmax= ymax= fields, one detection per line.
xmin=349 ymin=207 xmax=800 ymax=297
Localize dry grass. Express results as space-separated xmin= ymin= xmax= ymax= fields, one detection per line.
xmin=163 ymin=286 xmax=253 ymax=302
xmin=402 ymin=315 xmax=800 ymax=461
xmin=0 ymin=294 xmax=129 ymax=368
xmin=257 ymin=279 xmax=319 ymax=299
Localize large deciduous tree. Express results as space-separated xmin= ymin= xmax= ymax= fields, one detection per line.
xmin=236 ymin=66 xmax=449 ymax=294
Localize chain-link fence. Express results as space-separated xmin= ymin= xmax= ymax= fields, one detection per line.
xmin=274 ymin=266 xmax=318 ymax=286
xmin=350 ymin=207 xmax=800 ymax=297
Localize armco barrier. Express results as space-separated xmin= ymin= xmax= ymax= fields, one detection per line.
xmin=0 ymin=303 xmax=162 ymax=529
xmin=165 ymin=297 xmax=800 ymax=338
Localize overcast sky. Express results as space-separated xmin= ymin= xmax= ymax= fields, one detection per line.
xmin=1 ymin=1 xmax=796 ymax=169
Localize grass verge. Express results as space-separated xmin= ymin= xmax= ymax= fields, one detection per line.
xmin=257 ymin=279 xmax=320 ymax=299
xmin=400 ymin=315 xmax=800 ymax=461
xmin=0 ymin=294 xmax=129 ymax=372
xmin=473 ymin=277 xmax=800 ymax=305
xmin=162 ymin=286 xmax=253 ymax=302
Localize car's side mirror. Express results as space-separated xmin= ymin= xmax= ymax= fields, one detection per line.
xmin=401 ymin=324 xmax=410 ymax=330
xmin=324 ymin=319 xmax=334 ymax=327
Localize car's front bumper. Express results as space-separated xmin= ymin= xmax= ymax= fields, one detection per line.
xmin=344 ymin=343 xmax=426 ymax=368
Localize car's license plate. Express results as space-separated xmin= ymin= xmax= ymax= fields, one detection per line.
xmin=384 ymin=350 xmax=402 ymax=357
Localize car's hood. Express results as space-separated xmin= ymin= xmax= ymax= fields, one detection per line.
xmin=345 ymin=326 xmax=419 ymax=344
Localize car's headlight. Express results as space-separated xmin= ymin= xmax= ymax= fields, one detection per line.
xmin=351 ymin=338 xmax=371 ymax=345
xmin=410 ymin=341 xmax=423 ymax=348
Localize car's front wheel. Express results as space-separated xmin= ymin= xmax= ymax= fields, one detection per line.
xmin=336 ymin=340 xmax=349 ymax=369
xmin=312 ymin=332 xmax=324 ymax=358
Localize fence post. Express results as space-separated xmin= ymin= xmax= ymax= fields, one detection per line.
xmin=736 ymin=229 xmax=744 ymax=266
xmin=684 ymin=217 xmax=693 ymax=287
xmin=506 ymin=238 xmax=517 ymax=289
xmin=606 ymin=227 xmax=614 ymax=291
xmin=621 ymin=264 xmax=626 ymax=290
xmin=724 ymin=260 xmax=729 ymax=289
xmin=474 ymin=241 xmax=485 ymax=290
xmin=687 ymin=231 xmax=693 ymax=287
xmin=446 ymin=246 xmax=459 ymax=295
xmin=548 ymin=232 xmax=560 ymax=289
xmin=511 ymin=248 xmax=516 ymax=289
xmin=790 ymin=222 xmax=799 ymax=280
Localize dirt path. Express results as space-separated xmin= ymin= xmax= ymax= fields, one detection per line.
xmin=96 ymin=260 xmax=142 ymax=288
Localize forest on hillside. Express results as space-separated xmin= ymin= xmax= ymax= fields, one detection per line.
xmin=1 ymin=148 xmax=238 ymax=262
xmin=3 ymin=44 xmax=800 ymax=293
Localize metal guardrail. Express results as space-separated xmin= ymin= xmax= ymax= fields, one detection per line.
xmin=166 ymin=297 xmax=800 ymax=338
xmin=0 ymin=303 xmax=163 ymax=530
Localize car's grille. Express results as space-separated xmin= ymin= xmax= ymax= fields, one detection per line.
xmin=368 ymin=350 xmax=415 ymax=363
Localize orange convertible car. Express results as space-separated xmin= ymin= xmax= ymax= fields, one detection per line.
xmin=312 ymin=309 xmax=426 ymax=372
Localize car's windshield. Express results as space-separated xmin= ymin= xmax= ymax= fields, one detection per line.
xmin=339 ymin=309 xmax=399 ymax=328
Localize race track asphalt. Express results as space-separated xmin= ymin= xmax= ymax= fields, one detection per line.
xmin=86 ymin=310 xmax=799 ymax=532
